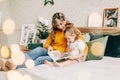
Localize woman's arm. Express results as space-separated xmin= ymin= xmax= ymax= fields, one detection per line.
xmin=43 ymin=33 xmax=52 ymax=50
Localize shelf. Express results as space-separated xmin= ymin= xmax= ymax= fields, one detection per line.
xmin=77 ymin=27 xmax=120 ymax=34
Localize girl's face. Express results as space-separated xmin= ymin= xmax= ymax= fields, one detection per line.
xmin=65 ymin=32 xmax=76 ymax=43
xmin=55 ymin=19 xmax=66 ymax=30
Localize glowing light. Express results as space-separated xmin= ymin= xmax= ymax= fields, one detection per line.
xmin=22 ymin=74 xmax=32 ymax=80
xmin=0 ymin=0 xmax=3 ymax=2
xmin=25 ymin=59 xmax=35 ymax=69
xmin=0 ymin=46 xmax=10 ymax=58
xmin=10 ymin=44 xmax=20 ymax=54
xmin=2 ymin=19 xmax=15 ymax=35
xmin=11 ymin=51 xmax=25 ymax=65
xmin=7 ymin=70 xmax=23 ymax=80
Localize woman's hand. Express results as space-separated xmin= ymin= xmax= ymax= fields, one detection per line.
xmin=48 ymin=46 xmax=53 ymax=52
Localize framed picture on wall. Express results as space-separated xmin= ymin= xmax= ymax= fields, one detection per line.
xmin=103 ymin=8 xmax=120 ymax=27
xmin=20 ymin=24 xmax=35 ymax=46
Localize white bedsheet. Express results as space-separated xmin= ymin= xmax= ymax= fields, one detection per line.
xmin=0 ymin=57 xmax=120 ymax=80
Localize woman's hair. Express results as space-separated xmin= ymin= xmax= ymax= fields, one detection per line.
xmin=52 ymin=12 xmax=65 ymax=30
xmin=64 ymin=26 xmax=80 ymax=41
xmin=50 ymin=12 xmax=73 ymax=45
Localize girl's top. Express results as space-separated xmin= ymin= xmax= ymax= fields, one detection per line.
xmin=67 ymin=39 xmax=85 ymax=56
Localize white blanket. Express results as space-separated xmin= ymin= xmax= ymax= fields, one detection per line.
xmin=0 ymin=57 xmax=120 ymax=80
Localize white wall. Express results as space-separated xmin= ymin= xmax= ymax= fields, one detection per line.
xmin=9 ymin=0 xmax=120 ymax=28
xmin=0 ymin=0 xmax=120 ymax=46
xmin=0 ymin=0 xmax=11 ymax=46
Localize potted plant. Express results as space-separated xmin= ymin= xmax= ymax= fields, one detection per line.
xmin=37 ymin=16 xmax=50 ymax=39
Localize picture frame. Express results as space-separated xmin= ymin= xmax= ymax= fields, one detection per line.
xmin=25 ymin=30 xmax=36 ymax=45
xmin=103 ymin=8 xmax=120 ymax=27
xmin=20 ymin=24 xmax=35 ymax=46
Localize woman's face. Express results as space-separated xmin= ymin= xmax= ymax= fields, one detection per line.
xmin=55 ymin=19 xmax=66 ymax=30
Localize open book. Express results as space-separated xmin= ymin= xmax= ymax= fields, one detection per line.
xmin=48 ymin=50 xmax=69 ymax=62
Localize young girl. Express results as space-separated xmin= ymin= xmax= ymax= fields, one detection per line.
xmin=44 ymin=26 xmax=86 ymax=67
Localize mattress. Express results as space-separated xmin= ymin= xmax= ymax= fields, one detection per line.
xmin=0 ymin=56 xmax=120 ymax=80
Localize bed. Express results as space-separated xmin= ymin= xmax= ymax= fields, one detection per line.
xmin=0 ymin=27 xmax=120 ymax=80
xmin=0 ymin=56 xmax=120 ymax=80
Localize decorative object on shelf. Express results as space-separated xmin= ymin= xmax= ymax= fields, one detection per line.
xmin=88 ymin=12 xmax=102 ymax=27
xmin=37 ymin=16 xmax=50 ymax=40
xmin=20 ymin=24 xmax=35 ymax=46
xmin=44 ymin=0 xmax=54 ymax=5
xmin=103 ymin=8 xmax=120 ymax=27
xmin=26 ymin=30 xmax=36 ymax=45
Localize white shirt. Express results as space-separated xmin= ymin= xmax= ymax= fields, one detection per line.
xmin=67 ymin=39 xmax=85 ymax=56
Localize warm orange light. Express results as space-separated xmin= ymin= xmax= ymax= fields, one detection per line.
xmin=0 ymin=0 xmax=3 ymax=2
xmin=11 ymin=51 xmax=25 ymax=65
xmin=0 ymin=46 xmax=10 ymax=58
xmin=7 ymin=70 xmax=23 ymax=80
xmin=10 ymin=44 xmax=20 ymax=54
xmin=25 ymin=59 xmax=35 ymax=69
xmin=2 ymin=19 xmax=15 ymax=35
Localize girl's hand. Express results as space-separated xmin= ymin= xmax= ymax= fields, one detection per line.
xmin=66 ymin=46 xmax=74 ymax=52
xmin=48 ymin=46 xmax=53 ymax=52
xmin=78 ymin=53 xmax=86 ymax=62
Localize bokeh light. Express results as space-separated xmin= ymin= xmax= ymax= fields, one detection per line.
xmin=11 ymin=51 xmax=25 ymax=65
xmin=2 ymin=19 xmax=15 ymax=35
xmin=0 ymin=46 xmax=10 ymax=58
xmin=7 ymin=70 xmax=23 ymax=80
xmin=25 ymin=59 xmax=35 ymax=69
xmin=0 ymin=0 xmax=3 ymax=2
xmin=10 ymin=44 xmax=20 ymax=54
xmin=22 ymin=74 xmax=32 ymax=80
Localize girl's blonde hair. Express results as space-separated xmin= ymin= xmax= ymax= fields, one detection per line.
xmin=64 ymin=26 xmax=80 ymax=41
xmin=50 ymin=12 xmax=73 ymax=45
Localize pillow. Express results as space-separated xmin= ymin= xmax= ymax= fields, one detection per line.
xmin=28 ymin=43 xmax=43 ymax=50
xmin=82 ymin=33 xmax=91 ymax=42
xmin=86 ymin=36 xmax=108 ymax=61
xmin=89 ymin=32 xmax=105 ymax=41
xmin=104 ymin=35 xmax=120 ymax=57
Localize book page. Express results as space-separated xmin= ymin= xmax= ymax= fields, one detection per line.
xmin=48 ymin=50 xmax=69 ymax=62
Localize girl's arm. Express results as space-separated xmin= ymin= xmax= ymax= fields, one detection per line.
xmin=69 ymin=50 xmax=86 ymax=61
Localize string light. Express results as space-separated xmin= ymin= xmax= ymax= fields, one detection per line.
xmin=2 ymin=19 xmax=15 ymax=35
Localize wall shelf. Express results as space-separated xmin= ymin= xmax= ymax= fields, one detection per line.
xmin=77 ymin=27 xmax=120 ymax=34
